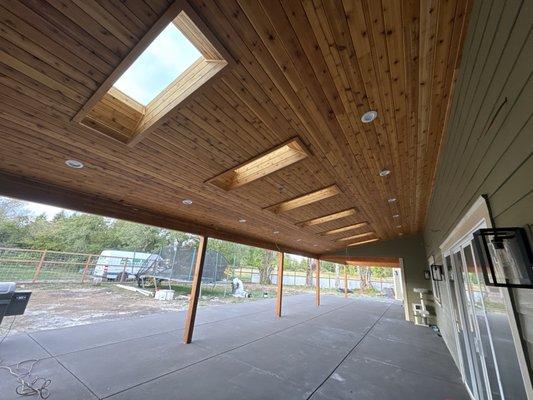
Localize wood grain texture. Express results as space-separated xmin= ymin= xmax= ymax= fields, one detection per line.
xmin=0 ymin=0 xmax=471 ymax=255
xmin=422 ymin=0 xmax=532 ymax=365
xmin=183 ymin=235 xmax=207 ymax=343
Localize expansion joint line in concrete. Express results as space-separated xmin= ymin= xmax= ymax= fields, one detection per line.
xmin=305 ymin=302 xmax=394 ymax=400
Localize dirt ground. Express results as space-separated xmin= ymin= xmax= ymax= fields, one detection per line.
xmin=2 ymin=282 xmax=317 ymax=334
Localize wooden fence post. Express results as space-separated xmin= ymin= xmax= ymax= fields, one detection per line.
xmin=81 ymin=255 xmax=93 ymax=283
xmin=275 ymin=252 xmax=284 ymax=317
xmin=316 ymin=259 xmax=320 ymax=307
xmin=32 ymin=250 xmax=47 ymax=283
xmin=183 ymin=236 xmax=208 ymax=344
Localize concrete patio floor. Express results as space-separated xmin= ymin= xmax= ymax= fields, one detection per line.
xmin=0 ymin=294 xmax=469 ymax=399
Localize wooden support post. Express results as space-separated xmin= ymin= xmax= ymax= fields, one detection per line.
xmin=81 ymin=255 xmax=92 ymax=283
xmin=315 ymin=259 xmax=320 ymax=307
xmin=183 ymin=236 xmax=208 ymax=344
xmin=32 ymin=250 xmax=47 ymax=283
xmin=275 ymin=251 xmax=284 ymax=317
xmin=344 ymin=265 xmax=348 ymax=298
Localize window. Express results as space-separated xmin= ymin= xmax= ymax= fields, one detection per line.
xmin=74 ymin=7 xmax=230 ymax=146
xmin=297 ymin=209 xmax=356 ymax=227
xmin=113 ymin=24 xmax=201 ymax=106
xmin=207 ymin=138 xmax=310 ymax=191
xmin=265 ymin=185 xmax=341 ymax=214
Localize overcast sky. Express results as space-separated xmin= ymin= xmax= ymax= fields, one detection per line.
xmin=113 ymin=24 xmax=201 ymax=105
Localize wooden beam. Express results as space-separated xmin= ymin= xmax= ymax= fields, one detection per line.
xmin=0 ymin=172 xmax=318 ymax=259
xmin=183 ymin=235 xmax=208 ymax=343
xmin=315 ymin=259 xmax=320 ymax=307
xmin=265 ymin=185 xmax=341 ymax=214
xmin=275 ymin=251 xmax=284 ymax=317
xmin=320 ymin=255 xmax=400 ymax=268
xmin=344 ymin=265 xmax=348 ymax=298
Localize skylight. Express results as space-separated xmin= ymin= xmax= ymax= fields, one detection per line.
xmin=113 ymin=24 xmax=202 ymax=105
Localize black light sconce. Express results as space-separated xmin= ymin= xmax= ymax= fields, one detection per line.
xmin=430 ymin=264 xmax=444 ymax=281
xmin=473 ymin=227 xmax=533 ymax=288
xmin=424 ymin=270 xmax=431 ymax=280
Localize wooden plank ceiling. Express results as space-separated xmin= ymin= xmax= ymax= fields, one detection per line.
xmin=0 ymin=0 xmax=471 ymax=256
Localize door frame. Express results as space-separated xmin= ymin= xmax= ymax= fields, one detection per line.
xmin=446 ymin=228 xmax=491 ymax=400
xmin=445 ymin=244 xmax=480 ymax=400
xmin=438 ymin=196 xmax=532 ymax=399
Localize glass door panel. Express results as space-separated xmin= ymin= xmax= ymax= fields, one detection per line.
xmin=470 ymin=244 xmax=527 ymax=399
xmin=450 ymin=251 xmax=478 ymax=398
xmin=461 ymin=244 xmax=491 ymax=399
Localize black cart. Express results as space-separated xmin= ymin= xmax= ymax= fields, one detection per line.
xmin=0 ymin=282 xmax=31 ymax=326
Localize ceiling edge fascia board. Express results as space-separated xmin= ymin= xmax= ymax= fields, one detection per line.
xmin=0 ymin=171 xmax=318 ymax=258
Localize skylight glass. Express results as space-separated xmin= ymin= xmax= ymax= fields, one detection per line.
xmin=113 ymin=24 xmax=202 ymax=106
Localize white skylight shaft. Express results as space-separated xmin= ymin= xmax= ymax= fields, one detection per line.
xmin=113 ymin=24 xmax=202 ymax=106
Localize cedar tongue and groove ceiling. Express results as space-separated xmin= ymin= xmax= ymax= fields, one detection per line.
xmin=0 ymin=0 xmax=471 ymax=256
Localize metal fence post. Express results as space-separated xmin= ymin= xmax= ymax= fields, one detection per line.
xmin=121 ymin=259 xmax=127 ymax=282
xmin=32 ymin=250 xmax=47 ymax=283
xmin=81 ymin=255 xmax=93 ymax=283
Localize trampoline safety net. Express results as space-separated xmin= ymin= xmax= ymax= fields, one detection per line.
xmin=137 ymin=246 xmax=228 ymax=283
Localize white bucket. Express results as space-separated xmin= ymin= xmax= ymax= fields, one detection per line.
xmin=155 ymin=289 xmax=175 ymax=301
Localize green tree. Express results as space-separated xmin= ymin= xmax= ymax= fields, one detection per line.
xmin=108 ymin=220 xmax=167 ymax=252
xmin=0 ymin=198 xmax=32 ymax=247
xmin=43 ymin=213 xmax=111 ymax=253
xmin=258 ymin=249 xmax=276 ymax=284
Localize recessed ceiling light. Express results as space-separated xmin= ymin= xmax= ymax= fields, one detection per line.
xmin=182 ymin=199 xmax=193 ymax=205
xmin=313 ymin=244 xmax=318 ymax=247
xmin=396 ymin=225 xmax=402 ymax=228
xmin=296 ymin=239 xmax=302 ymax=242
xmin=65 ymin=159 xmax=84 ymax=169
xmin=273 ymin=230 xmax=280 ymax=234
xmin=361 ymin=110 xmax=378 ymax=123
xmin=379 ymin=169 xmax=390 ymax=177
xmin=388 ymin=198 xmax=397 ymax=203
xmin=238 ymin=219 xmax=247 ymax=223
xmin=393 ymin=214 xmax=400 ymax=218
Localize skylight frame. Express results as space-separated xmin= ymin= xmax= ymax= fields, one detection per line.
xmin=337 ymin=232 xmax=375 ymax=242
xmin=297 ymin=208 xmax=357 ymax=227
xmin=73 ymin=1 xmax=232 ymax=147
xmin=322 ymin=222 xmax=368 ymax=235
xmin=207 ymin=138 xmax=311 ymax=191
xmin=347 ymin=238 xmax=380 ymax=247
xmin=265 ymin=185 xmax=341 ymax=214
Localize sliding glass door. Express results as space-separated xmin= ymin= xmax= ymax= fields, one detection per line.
xmin=444 ymin=233 xmax=527 ymax=399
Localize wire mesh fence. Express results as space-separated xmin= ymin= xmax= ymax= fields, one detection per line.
xmin=0 ymin=246 xmax=395 ymax=294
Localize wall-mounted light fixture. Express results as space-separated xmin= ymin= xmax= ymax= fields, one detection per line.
xmin=430 ymin=264 xmax=444 ymax=281
xmin=473 ymin=227 xmax=533 ymax=288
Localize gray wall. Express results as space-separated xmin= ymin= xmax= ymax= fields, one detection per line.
xmin=332 ymin=234 xmax=431 ymax=322
xmin=423 ymin=0 xmax=532 ymax=366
